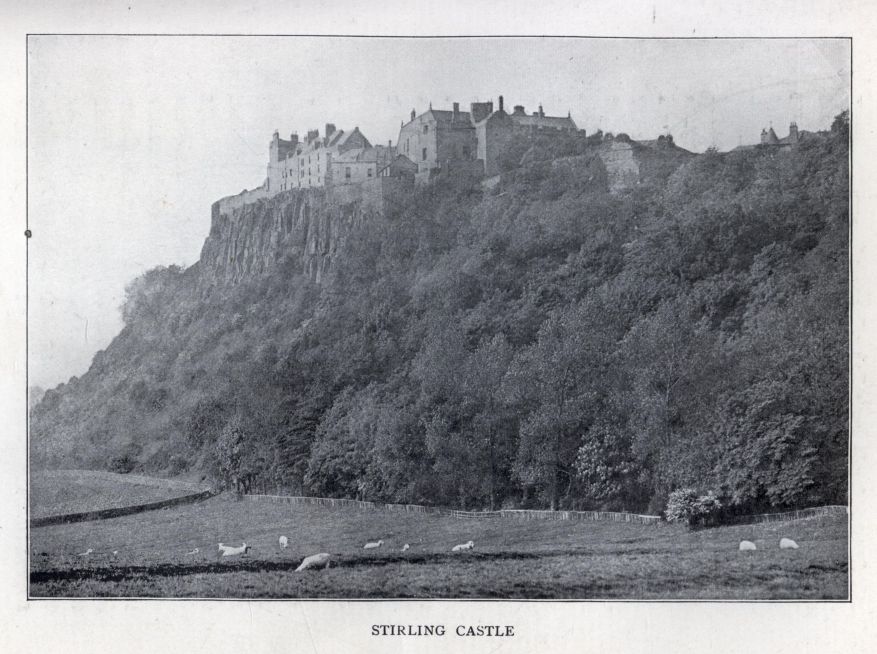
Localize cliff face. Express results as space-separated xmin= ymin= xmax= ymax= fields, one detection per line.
xmin=201 ymin=189 xmax=368 ymax=284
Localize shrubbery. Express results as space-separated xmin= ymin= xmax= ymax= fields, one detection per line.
xmin=664 ymin=488 xmax=723 ymax=528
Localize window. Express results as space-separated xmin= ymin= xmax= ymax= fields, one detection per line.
xmin=345 ymin=167 xmax=351 ymax=179
xmin=423 ymin=125 xmax=429 ymax=134
xmin=367 ymin=168 xmax=373 ymax=178
xmin=422 ymin=147 xmax=427 ymax=161
xmin=463 ymin=146 xmax=470 ymax=158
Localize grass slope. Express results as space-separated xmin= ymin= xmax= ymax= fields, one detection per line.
xmin=30 ymin=469 xmax=207 ymax=518
xmin=30 ymin=494 xmax=848 ymax=599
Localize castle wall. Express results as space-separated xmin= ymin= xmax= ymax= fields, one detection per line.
xmin=214 ymin=185 xmax=269 ymax=218
xmin=331 ymin=159 xmax=377 ymax=186
xmin=398 ymin=115 xmax=438 ymax=174
xmin=478 ymin=112 xmax=518 ymax=177
xmin=435 ymin=126 xmax=477 ymax=168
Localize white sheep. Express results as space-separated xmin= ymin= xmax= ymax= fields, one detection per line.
xmin=218 ymin=542 xmax=250 ymax=556
xmin=295 ymin=552 xmax=332 ymax=571
xmin=363 ymin=539 xmax=384 ymax=550
xmin=186 ymin=548 xmax=199 ymax=555
xmin=401 ymin=544 xmax=410 ymax=552
xmin=739 ymin=540 xmax=757 ymax=551
xmin=780 ymin=538 xmax=799 ymax=550
xmin=112 ymin=550 xmax=118 ymax=557
xmin=78 ymin=548 xmax=93 ymax=556
xmin=279 ymin=536 xmax=289 ymax=549
xmin=452 ymin=540 xmax=475 ymax=552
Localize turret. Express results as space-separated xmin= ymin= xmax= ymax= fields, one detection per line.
xmin=789 ymin=121 xmax=799 ymax=143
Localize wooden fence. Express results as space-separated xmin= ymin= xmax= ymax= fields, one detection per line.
xmin=243 ymin=494 xmax=663 ymax=525
xmin=244 ymin=494 xmax=849 ymax=527
xmin=723 ymin=504 xmax=848 ymax=525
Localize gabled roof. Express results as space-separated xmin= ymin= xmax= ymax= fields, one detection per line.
xmin=334 ymin=126 xmax=371 ymax=150
xmin=509 ymin=114 xmax=577 ymax=130
xmin=427 ymin=109 xmax=472 ymax=126
xmin=333 ymin=147 xmax=379 ymax=164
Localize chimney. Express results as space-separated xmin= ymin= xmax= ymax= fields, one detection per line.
xmin=789 ymin=121 xmax=799 ymax=142
xmin=453 ymin=102 xmax=460 ymax=121
xmin=499 ymin=95 xmax=504 ymax=112
xmin=325 ymin=123 xmax=336 ymax=139
xmin=411 ymin=108 xmax=416 ymax=121
xmin=539 ymin=104 xmax=544 ymax=117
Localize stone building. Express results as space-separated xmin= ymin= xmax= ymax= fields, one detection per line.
xmin=760 ymin=122 xmax=804 ymax=148
xmin=398 ymin=97 xmax=579 ymax=182
xmin=330 ymin=144 xmax=395 ymax=187
xmin=474 ymin=97 xmax=578 ymax=176
xmin=397 ymin=103 xmax=478 ymax=183
xmin=266 ymin=124 xmax=373 ymax=196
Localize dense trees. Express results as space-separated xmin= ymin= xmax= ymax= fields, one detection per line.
xmin=30 ymin=114 xmax=849 ymax=515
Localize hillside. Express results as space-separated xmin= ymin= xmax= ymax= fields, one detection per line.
xmin=30 ymin=115 xmax=850 ymax=516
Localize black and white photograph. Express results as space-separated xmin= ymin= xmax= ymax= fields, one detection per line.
xmin=21 ymin=32 xmax=852 ymax=603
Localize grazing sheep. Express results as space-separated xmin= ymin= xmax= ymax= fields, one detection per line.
xmin=112 ymin=551 xmax=118 ymax=557
xmin=363 ymin=540 xmax=384 ymax=550
xmin=78 ymin=548 xmax=93 ymax=556
xmin=401 ymin=544 xmax=410 ymax=552
xmin=295 ymin=552 xmax=332 ymax=571
xmin=452 ymin=540 xmax=475 ymax=552
xmin=279 ymin=536 xmax=289 ymax=549
xmin=186 ymin=548 xmax=199 ymax=555
xmin=780 ymin=538 xmax=799 ymax=550
xmin=218 ymin=542 xmax=249 ymax=557
xmin=739 ymin=540 xmax=757 ymax=551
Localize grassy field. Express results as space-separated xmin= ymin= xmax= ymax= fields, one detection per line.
xmin=29 ymin=469 xmax=207 ymax=519
xmin=30 ymin=493 xmax=848 ymax=599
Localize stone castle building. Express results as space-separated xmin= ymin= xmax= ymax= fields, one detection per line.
xmin=216 ymin=96 xmax=580 ymax=215
xmin=266 ymin=124 xmax=395 ymax=195
xmin=760 ymin=122 xmax=806 ymax=148
xmin=398 ymin=96 xmax=578 ymax=181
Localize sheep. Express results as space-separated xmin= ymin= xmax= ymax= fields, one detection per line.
xmin=78 ymin=548 xmax=93 ymax=556
xmin=295 ymin=552 xmax=332 ymax=571
xmin=363 ymin=540 xmax=384 ymax=550
xmin=739 ymin=540 xmax=757 ymax=551
xmin=401 ymin=544 xmax=410 ymax=552
xmin=186 ymin=548 xmax=200 ymax=555
xmin=218 ymin=542 xmax=250 ymax=557
xmin=452 ymin=540 xmax=475 ymax=552
xmin=279 ymin=536 xmax=289 ymax=549
xmin=112 ymin=550 xmax=118 ymax=557
xmin=780 ymin=538 xmax=799 ymax=550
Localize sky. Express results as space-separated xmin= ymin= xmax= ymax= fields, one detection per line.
xmin=27 ymin=36 xmax=850 ymax=389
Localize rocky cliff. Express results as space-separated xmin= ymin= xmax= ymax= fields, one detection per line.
xmin=202 ymin=189 xmax=369 ymax=284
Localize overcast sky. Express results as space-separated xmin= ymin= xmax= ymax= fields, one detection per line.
xmin=27 ymin=36 xmax=850 ymax=389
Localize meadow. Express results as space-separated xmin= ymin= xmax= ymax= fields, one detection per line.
xmin=29 ymin=469 xmax=206 ymax=519
xmin=30 ymin=492 xmax=848 ymax=599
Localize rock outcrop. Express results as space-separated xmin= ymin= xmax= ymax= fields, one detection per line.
xmin=201 ymin=188 xmax=368 ymax=284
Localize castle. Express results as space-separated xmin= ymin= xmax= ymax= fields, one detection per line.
xmin=215 ymin=96 xmax=579 ymax=215
xmin=760 ymin=121 xmax=805 ymax=148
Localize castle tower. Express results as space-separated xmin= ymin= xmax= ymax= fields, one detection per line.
xmin=789 ymin=121 xmax=799 ymax=143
